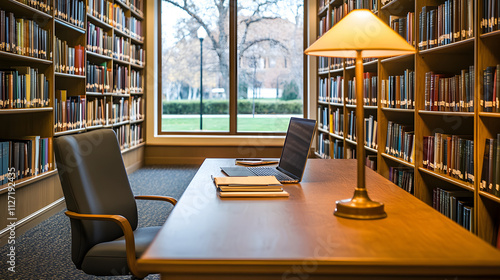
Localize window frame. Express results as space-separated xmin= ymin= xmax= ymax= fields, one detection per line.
xmin=156 ymin=0 xmax=309 ymax=136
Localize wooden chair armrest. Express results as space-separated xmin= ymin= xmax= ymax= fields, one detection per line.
xmin=64 ymin=211 xmax=147 ymax=278
xmin=135 ymin=195 xmax=177 ymax=206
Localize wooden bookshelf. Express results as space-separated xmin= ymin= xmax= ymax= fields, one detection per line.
xmin=313 ymin=0 xmax=500 ymax=248
xmin=0 ymin=0 xmax=147 ymax=242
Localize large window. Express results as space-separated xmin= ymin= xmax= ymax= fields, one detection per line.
xmin=160 ymin=0 xmax=304 ymax=133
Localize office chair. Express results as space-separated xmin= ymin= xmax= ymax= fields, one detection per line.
xmin=53 ymin=129 xmax=177 ymax=278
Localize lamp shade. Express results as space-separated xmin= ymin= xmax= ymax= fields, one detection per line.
xmin=304 ymin=9 xmax=415 ymax=58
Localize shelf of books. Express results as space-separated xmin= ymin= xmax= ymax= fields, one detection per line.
xmin=314 ymin=0 xmax=500 ymax=248
xmin=0 ymin=0 xmax=147 ymax=239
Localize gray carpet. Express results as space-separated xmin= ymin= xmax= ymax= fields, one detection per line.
xmin=0 ymin=165 xmax=199 ymax=280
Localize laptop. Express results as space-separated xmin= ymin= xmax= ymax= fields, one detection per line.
xmin=220 ymin=117 xmax=317 ymax=183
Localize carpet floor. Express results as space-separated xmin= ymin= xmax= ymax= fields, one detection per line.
xmin=0 ymin=165 xmax=199 ymax=280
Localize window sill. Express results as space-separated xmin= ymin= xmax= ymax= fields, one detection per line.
xmin=147 ymin=134 xmax=286 ymax=146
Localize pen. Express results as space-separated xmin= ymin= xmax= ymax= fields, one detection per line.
xmin=236 ymin=158 xmax=262 ymax=161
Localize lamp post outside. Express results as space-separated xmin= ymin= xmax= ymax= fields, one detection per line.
xmin=197 ymin=27 xmax=207 ymax=130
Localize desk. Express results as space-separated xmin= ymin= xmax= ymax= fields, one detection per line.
xmin=138 ymin=159 xmax=500 ymax=279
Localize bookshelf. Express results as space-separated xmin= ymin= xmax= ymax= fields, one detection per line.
xmin=0 ymin=0 xmax=146 ymax=242
xmin=313 ymin=0 xmax=500 ymax=247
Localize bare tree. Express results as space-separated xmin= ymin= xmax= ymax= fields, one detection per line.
xmin=161 ymin=0 xmax=302 ymax=99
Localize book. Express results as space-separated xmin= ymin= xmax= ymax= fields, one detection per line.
xmin=389 ymin=167 xmax=414 ymax=194
xmin=0 ymin=11 xmax=51 ymax=60
xmin=420 ymin=1 xmax=474 ymax=50
xmin=424 ymin=67 xmax=474 ymax=112
xmin=346 ymin=72 xmax=377 ymax=105
xmin=235 ymin=159 xmax=279 ymax=166
xmin=55 ymin=0 xmax=85 ymax=28
xmin=495 ymin=134 xmax=500 ymax=197
xmin=385 ymin=121 xmax=414 ymax=162
xmin=213 ymin=176 xmax=288 ymax=197
xmin=218 ymin=191 xmax=289 ymax=198
xmin=213 ymin=176 xmax=281 ymax=187
xmin=0 ymin=68 xmax=49 ymax=109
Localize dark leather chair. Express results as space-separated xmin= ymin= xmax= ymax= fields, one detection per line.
xmin=53 ymin=129 xmax=176 ymax=278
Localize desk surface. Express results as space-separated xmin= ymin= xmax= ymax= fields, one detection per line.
xmin=138 ymin=159 xmax=500 ymax=279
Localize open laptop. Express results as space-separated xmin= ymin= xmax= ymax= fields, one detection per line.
xmin=220 ymin=117 xmax=317 ymax=183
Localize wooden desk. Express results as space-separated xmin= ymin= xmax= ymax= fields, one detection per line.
xmin=138 ymin=159 xmax=500 ymax=279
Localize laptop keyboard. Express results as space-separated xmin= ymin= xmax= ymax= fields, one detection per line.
xmin=248 ymin=167 xmax=296 ymax=183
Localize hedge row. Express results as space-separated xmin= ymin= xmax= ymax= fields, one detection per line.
xmin=163 ymin=100 xmax=302 ymax=114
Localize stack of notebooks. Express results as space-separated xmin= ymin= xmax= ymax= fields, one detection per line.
xmin=213 ymin=176 xmax=289 ymax=198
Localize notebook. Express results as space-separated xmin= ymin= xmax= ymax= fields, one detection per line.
xmin=220 ymin=117 xmax=317 ymax=183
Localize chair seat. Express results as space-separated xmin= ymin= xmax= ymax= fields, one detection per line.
xmin=81 ymin=226 xmax=161 ymax=276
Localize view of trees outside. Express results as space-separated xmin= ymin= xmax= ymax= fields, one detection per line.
xmin=161 ymin=0 xmax=303 ymax=132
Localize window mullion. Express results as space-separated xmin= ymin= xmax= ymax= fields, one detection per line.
xmin=229 ymin=0 xmax=238 ymax=134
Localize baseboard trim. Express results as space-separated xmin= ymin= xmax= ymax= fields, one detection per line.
xmin=0 ymin=198 xmax=66 ymax=247
xmin=126 ymin=160 xmax=144 ymax=173
xmin=145 ymin=156 xmax=205 ymax=165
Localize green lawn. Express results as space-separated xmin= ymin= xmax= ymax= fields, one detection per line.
xmin=162 ymin=115 xmax=299 ymax=132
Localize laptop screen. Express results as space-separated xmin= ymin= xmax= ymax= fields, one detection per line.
xmin=278 ymin=117 xmax=317 ymax=180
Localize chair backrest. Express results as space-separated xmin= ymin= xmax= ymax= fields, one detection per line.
xmin=53 ymin=129 xmax=138 ymax=268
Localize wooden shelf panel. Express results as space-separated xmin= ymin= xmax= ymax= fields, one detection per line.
xmin=382 ymin=107 xmax=415 ymax=113
xmin=86 ymin=92 xmax=112 ymax=96
xmin=0 ymin=169 xmax=58 ymax=194
xmin=130 ymin=8 xmax=144 ymax=20
xmin=418 ymin=110 xmax=474 ymax=117
xmin=87 ymin=13 xmax=113 ymax=30
xmin=0 ymin=107 xmax=52 ymax=115
xmin=130 ymin=119 xmax=144 ymax=124
xmin=382 ymin=153 xmax=415 ymax=168
xmin=55 ymin=19 xmax=86 ymax=34
xmin=418 ymin=167 xmax=474 ymax=192
xmin=121 ymin=142 xmax=145 ymax=154
xmin=317 ymin=4 xmax=328 ymax=16
xmin=380 ymin=54 xmax=414 ymax=64
xmin=0 ymin=0 xmax=52 ymax=21
xmin=114 ymin=0 xmax=131 ymax=11
xmin=112 ymin=120 xmax=131 ymax=127
xmin=419 ymin=38 xmax=475 ymax=55
xmin=345 ymin=104 xmax=378 ymax=109
xmin=479 ymin=112 xmax=500 ymax=118
xmin=111 ymin=93 xmax=130 ymax=98
xmin=54 ymin=128 xmax=86 ymax=136
xmin=365 ymin=146 xmax=378 ymax=153
xmin=329 ymin=133 xmax=343 ymax=140
xmin=131 ymin=37 xmax=144 ymax=45
xmin=318 ymin=127 xmax=329 ymax=134
xmin=114 ymin=58 xmax=131 ymax=65
xmin=480 ymin=29 xmax=500 ymax=39
xmin=329 ymin=67 xmax=344 ymax=74
xmin=86 ymin=125 xmax=104 ymax=130
xmin=131 ymin=63 xmax=145 ymax=69
xmin=55 ymin=72 xmax=86 ymax=79
xmin=114 ymin=27 xmax=130 ymax=38
xmin=87 ymin=51 xmax=113 ymax=60
xmin=0 ymin=51 xmax=52 ymax=64
xmin=345 ymin=138 xmax=356 ymax=145
xmin=381 ymin=0 xmax=415 ymax=15
xmin=479 ymin=191 xmax=500 ymax=204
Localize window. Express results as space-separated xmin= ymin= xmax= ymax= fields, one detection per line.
xmin=160 ymin=0 xmax=304 ymax=134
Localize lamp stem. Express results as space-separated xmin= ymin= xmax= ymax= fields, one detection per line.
xmin=355 ymin=50 xmax=365 ymax=190
xmin=333 ymin=50 xmax=386 ymax=220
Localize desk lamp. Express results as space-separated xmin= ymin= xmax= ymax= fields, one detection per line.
xmin=305 ymin=9 xmax=415 ymax=219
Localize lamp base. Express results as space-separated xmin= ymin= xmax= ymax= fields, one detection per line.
xmin=334 ymin=188 xmax=387 ymax=220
